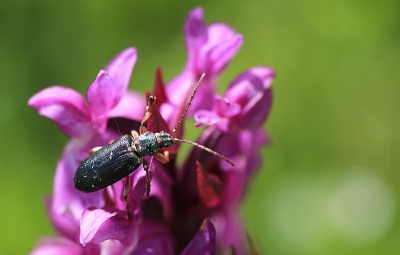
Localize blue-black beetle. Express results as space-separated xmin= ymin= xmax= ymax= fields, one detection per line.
xmin=73 ymin=74 xmax=234 ymax=219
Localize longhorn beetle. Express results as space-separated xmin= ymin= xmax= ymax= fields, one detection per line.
xmin=74 ymin=73 xmax=234 ymax=220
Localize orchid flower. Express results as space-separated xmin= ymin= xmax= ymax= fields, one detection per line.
xmin=29 ymin=7 xmax=274 ymax=255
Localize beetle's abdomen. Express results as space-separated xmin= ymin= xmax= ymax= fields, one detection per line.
xmin=74 ymin=135 xmax=142 ymax=192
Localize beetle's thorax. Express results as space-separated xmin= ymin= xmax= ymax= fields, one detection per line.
xmin=131 ymin=131 xmax=160 ymax=156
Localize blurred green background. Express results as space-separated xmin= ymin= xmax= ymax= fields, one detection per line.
xmin=1 ymin=0 xmax=399 ymax=254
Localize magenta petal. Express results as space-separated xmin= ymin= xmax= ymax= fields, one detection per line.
xmin=213 ymin=95 xmax=241 ymax=118
xmin=104 ymin=47 xmax=138 ymax=106
xmin=28 ymin=86 xmax=90 ymax=138
xmin=80 ymin=208 xmax=136 ymax=247
xmin=215 ymin=128 xmax=268 ymax=177
xmin=131 ymin=237 xmax=174 ymax=255
xmin=194 ymin=96 xmax=241 ymax=131
xmin=226 ymin=67 xmax=275 ymax=104
xmin=130 ymin=221 xmax=175 ymax=255
xmin=202 ymin=34 xmax=243 ymax=75
xmin=240 ymin=128 xmax=269 ymax=176
xmin=180 ymin=219 xmax=216 ymax=255
xmin=225 ymin=67 xmax=275 ymax=129
xmin=29 ymin=237 xmax=83 ymax=255
xmin=207 ymin=23 xmax=237 ymax=45
xmin=165 ymin=71 xmax=196 ymax=111
xmin=87 ymin=70 xmax=115 ymax=132
xmin=45 ymin=197 xmax=79 ymax=243
xmin=212 ymin=212 xmax=245 ymax=254
xmin=184 ymin=7 xmax=208 ymax=72
xmin=52 ymin=156 xmax=104 ymax=219
xmin=107 ymin=90 xmax=146 ymax=121
xmin=194 ymin=110 xmax=222 ymax=127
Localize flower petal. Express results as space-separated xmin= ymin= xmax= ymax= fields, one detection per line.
xmin=28 ymin=86 xmax=90 ymax=138
xmin=225 ymin=67 xmax=275 ymax=129
xmin=180 ymin=218 xmax=216 ymax=255
xmin=213 ymin=95 xmax=241 ymax=118
xmin=196 ymin=162 xmax=222 ymax=208
xmin=214 ymin=128 xmax=269 ymax=176
xmin=152 ymin=67 xmax=168 ymax=107
xmin=107 ymin=90 xmax=146 ymax=121
xmin=80 ymin=208 xmax=136 ymax=247
xmin=194 ymin=95 xmax=241 ymax=131
xmin=178 ymin=127 xmax=225 ymax=205
xmin=166 ymin=71 xmax=215 ymax=121
xmin=104 ymin=47 xmax=138 ymax=105
xmin=144 ymin=91 xmax=174 ymax=135
xmin=144 ymin=165 xmax=175 ymax=220
xmin=184 ymin=8 xmax=242 ymax=77
xmin=211 ymin=212 xmax=245 ymax=254
xmin=131 ymin=236 xmax=174 ymax=255
xmin=184 ymin=7 xmax=208 ymax=72
xmin=239 ymin=127 xmax=269 ymax=175
xmin=164 ymin=71 xmax=192 ymax=110
xmin=194 ymin=110 xmax=222 ymax=128
xmin=168 ymin=6 xmax=243 ymax=118
xmin=202 ymin=33 xmax=243 ymax=75
xmin=87 ymin=70 xmax=115 ymax=132
xmin=207 ymin=23 xmax=237 ymax=45
xmin=132 ymin=221 xmax=175 ymax=255
xmin=45 ymin=197 xmax=79 ymax=243
xmin=29 ymin=237 xmax=84 ymax=255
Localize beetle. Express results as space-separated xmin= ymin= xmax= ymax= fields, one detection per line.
xmin=74 ymin=74 xmax=234 ymax=219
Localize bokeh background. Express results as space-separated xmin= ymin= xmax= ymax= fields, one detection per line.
xmin=1 ymin=0 xmax=399 ymax=254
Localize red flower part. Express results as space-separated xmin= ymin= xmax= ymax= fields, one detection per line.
xmin=196 ymin=161 xmax=223 ymax=208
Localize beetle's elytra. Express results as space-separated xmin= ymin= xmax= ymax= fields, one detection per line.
xmin=74 ymin=134 xmax=141 ymax=192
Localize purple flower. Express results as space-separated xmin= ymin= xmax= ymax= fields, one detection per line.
xmin=29 ymin=7 xmax=274 ymax=255
xmin=162 ymin=7 xmax=243 ymax=128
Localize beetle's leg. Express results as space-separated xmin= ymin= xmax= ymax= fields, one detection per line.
xmin=164 ymin=150 xmax=170 ymax=159
xmin=88 ymin=139 xmax=115 ymax=156
xmin=123 ymin=176 xmax=133 ymax=221
xmin=164 ymin=150 xmax=178 ymax=159
xmin=154 ymin=152 xmax=169 ymax=164
xmin=142 ymin=158 xmax=150 ymax=196
xmin=139 ymin=125 xmax=147 ymax=134
xmin=139 ymin=95 xmax=156 ymax=134
xmin=131 ymin=130 xmax=139 ymax=139
xmin=89 ymin=146 xmax=102 ymax=156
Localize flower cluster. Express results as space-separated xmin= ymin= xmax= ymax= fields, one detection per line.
xmin=29 ymin=7 xmax=274 ymax=255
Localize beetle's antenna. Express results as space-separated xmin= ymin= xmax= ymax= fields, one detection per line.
xmin=173 ymin=138 xmax=234 ymax=166
xmin=171 ymin=73 xmax=206 ymax=136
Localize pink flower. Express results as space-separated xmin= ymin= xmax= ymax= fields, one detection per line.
xmin=29 ymin=7 xmax=274 ymax=255
xmin=162 ymin=7 xmax=243 ymax=128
